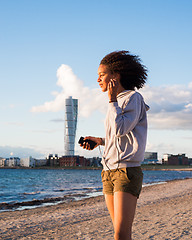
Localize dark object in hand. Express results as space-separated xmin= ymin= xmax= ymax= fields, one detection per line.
xmin=78 ymin=137 xmax=97 ymax=150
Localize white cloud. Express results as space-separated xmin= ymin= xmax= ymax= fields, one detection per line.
xmin=9 ymin=104 xmax=15 ymax=108
xmin=31 ymin=64 xmax=192 ymax=130
xmin=188 ymin=82 xmax=192 ymax=89
xmin=31 ymin=64 xmax=107 ymax=117
xmin=50 ymin=118 xmax=64 ymax=122
xmin=146 ymin=141 xmax=176 ymax=160
xmin=140 ymin=83 xmax=192 ymax=130
xmin=4 ymin=122 xmax=24 ymax=126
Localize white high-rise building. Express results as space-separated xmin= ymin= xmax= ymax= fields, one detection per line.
xmin=64 ymin=96 xmax=78 ymax=156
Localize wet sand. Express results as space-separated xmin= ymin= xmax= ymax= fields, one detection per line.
xmin=0 ymin=178 xmax=192 ymax=240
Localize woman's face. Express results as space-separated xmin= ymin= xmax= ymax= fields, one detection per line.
xmin=97 ymin=64 xmax=113 ymax=92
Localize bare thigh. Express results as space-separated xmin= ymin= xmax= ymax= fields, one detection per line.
xmin=105 ymin=194 xmax=114 ymax=225
xmin=105 ymin=192 xmax=137 ymax=238
xmin=114 ymin=192 xmax=137 ymax=239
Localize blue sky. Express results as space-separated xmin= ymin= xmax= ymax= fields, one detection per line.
xmin=1 ymin=0 xmax=192 ymax=160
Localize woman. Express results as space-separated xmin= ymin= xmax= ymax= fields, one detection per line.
xmin=79 ymin=50 xmax=148 ymax=240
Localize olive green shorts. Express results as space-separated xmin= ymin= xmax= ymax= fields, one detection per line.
xmin=101 ymin=167 xmax=143 ymax=198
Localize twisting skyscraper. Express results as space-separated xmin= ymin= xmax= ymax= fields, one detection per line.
xmin=64 ymin=96 xmax=78 ymax=156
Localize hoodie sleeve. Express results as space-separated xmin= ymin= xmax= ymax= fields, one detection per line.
xmin=108 ymin=93 xmax=144 ymax=137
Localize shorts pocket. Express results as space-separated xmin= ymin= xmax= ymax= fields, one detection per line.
xmin=101 ymin=170 xmax=109 ymax=182
xmin=126 ymin=167 xmax=143 ymax=182
xmin=126 ymin=168 xmax=133 ymax=181
xmin=119 ymin=168 xmax=130 ymax=182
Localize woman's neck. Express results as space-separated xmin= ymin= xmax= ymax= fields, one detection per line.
xmin=117 ymin=85 xmax=126 ymax=95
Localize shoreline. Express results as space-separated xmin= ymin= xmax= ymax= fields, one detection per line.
xmin=0 ymin=178 xmax=192 ymax=239
xmin=1 ymin=176 xmax=191 ymax=212
xmin=1 ymin=176 xmax=192 ymax=212
xmin=1 ymin=165 xmax=192 ymax=171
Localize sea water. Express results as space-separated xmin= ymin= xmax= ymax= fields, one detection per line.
xmin=0 ymin=168 xmax=191 ymax=211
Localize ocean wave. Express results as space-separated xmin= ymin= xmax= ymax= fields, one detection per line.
xmin=53 ymin=187 xmax=102 ymax=194
xmin=23 ymin=191 xmax=40 ymax=195
xmin=0 ymin=191 xmax=103 ymax=212
xmin=143 ymin=181 xmax=167 ymax=187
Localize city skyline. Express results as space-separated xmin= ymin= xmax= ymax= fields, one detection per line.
xmin=1 ymin=1 xmax=192 ymax=160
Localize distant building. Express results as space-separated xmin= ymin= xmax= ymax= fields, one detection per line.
xmin=144 ymin=152 xmax=158 ymax=159
xmin=162 ymin=154 xmax=172 ymax=164
xmin=162 ymin=154 xmax=189 ymax=165
xmin=47 ymin=154 xmax=59 ymax=167
xmin=0 ymin=157 xmax=5 ymax=167
xmin=59 ymin=155 xmax=89 ymax=167
xmin=5 ymin=157 xmax=20 ymax=167
xmin=189 ymin=158 xmax=192 ymax=166
xmin=88 ymin=157 xmax=102 ymax=167
xmin=20 ymin=156 xmax=36 ymax=167
xmin=58 ymin=155 xmax=102 ymax=167
xmin=35 ymin=158 xmax=47 ymax=167
xmin=142 ymin=152 xmax=158 ymax=164
xmin=64 ymin=96 xmax=78 ymax=156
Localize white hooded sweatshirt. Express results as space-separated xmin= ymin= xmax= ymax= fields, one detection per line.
xmin=101 ymin=90 xmax=149 ymax=171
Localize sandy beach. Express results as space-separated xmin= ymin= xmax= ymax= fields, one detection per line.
xmin=0 ymin=178 xmax=192 ymax=240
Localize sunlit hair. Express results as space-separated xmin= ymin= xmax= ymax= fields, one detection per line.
xmin=100 ymin=50 xmax=147 ymax=90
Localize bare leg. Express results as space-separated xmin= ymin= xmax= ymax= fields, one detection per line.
xmin=104 ymin=194 xmax=114 ymax=226
xmin=114 ymin=192 xmax=137 ymax=240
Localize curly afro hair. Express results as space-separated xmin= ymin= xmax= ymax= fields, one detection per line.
xmin=100 ymin=50 xmax=147 ymax=90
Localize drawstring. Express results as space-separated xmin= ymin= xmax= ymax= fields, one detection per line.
xmin=99 ymin=136 xmax=120 ymax=171
xmin=99 ymin=145 xmax=111 ymax=171
xmin=115 ymin=136 xmax=120 ymax=170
